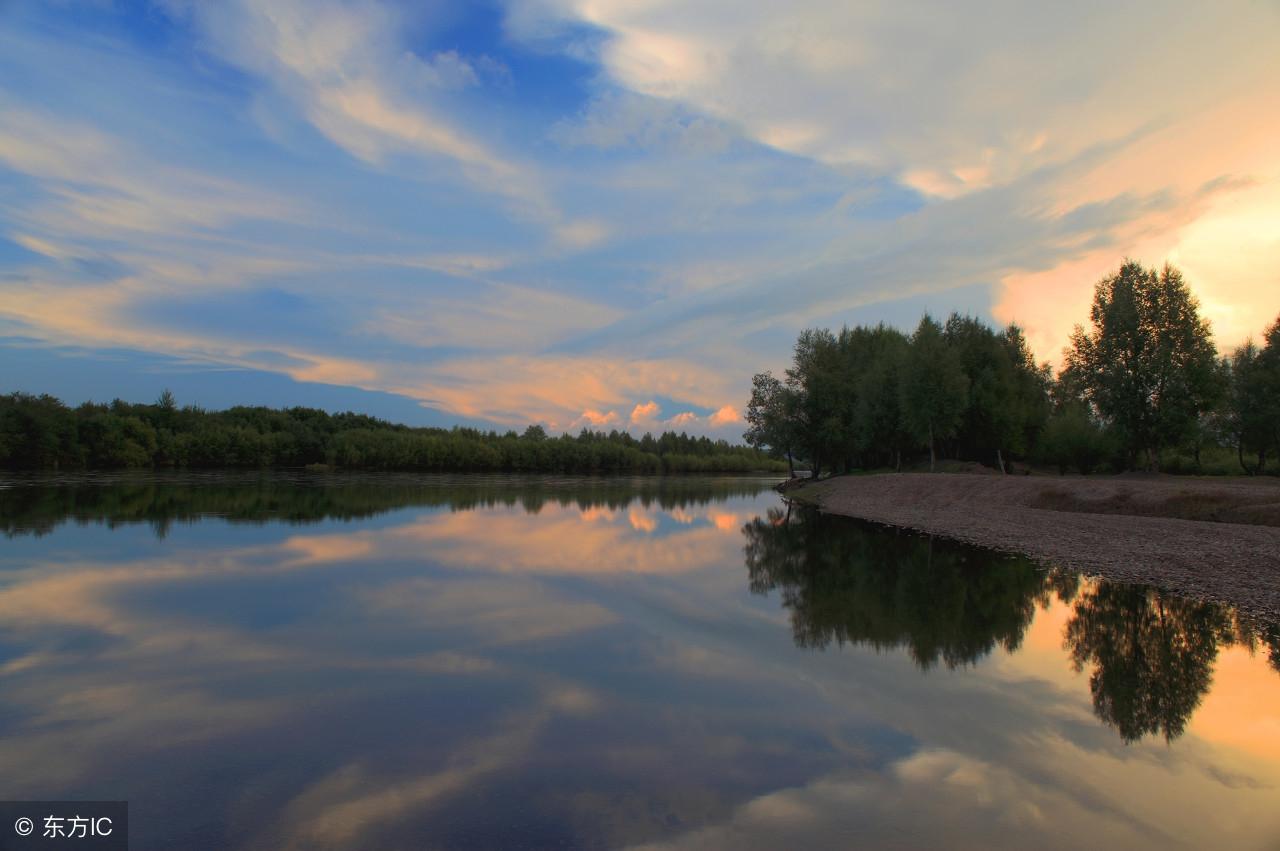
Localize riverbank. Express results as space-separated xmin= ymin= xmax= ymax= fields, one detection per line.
xmin=786 ymin=473 xmax=1280 ymax=621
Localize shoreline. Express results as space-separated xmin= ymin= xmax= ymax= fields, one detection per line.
xmin=787 ymin=473 xmax=1280 ymax=622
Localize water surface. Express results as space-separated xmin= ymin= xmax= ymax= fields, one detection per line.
xmin=1 ymin=473 xmax=1278 ymax=849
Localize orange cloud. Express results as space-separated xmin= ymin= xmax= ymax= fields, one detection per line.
xmin=993 ymin=94 xmax=1280 ymax=364
xmin=630 ymin=400 xmax=661 ymax=424
xmin=709 ymin=404 xmax=740 ymax=427
xmin=572 ymin=409 xmax=620 ymax=428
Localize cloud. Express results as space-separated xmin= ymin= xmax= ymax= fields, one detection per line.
xmin=170 ymin=0 xmax=583 ymax=234
xmin=573 ymin=409 xmax=621 ymax=429
xmin=0 ymin=102 xmax=297 ymax=240
xmin=551 ymin=90 xmax=733 ymax=154
xmin=708 ymin=405 xmax=739 ymax=427
xmin=3 ymin=0 xmax=1278 ymax=434
xmin=629 ymin=400 xmax=661 ymax=424
xmin=515 ymin=0 xmax=1280 ymax=360
xmin=522 ymin=1 xmax=1275 ymax=186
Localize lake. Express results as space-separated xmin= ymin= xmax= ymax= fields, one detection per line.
xmin=1 ymin=473 xmax=1278 ymax=850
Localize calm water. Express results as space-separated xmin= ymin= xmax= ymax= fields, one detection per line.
xmin=1 ymin=473 xmax=1278 ymax=850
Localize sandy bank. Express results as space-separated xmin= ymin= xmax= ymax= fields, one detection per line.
xmin=790 ymin=473 xmax=1280 ymax=621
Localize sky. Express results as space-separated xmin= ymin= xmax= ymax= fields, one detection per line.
xmin=1 ymin=0 xmax=1278 ymax=436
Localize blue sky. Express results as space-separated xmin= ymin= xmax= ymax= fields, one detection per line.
xmin=2 ymin=0 xmax=1278 ymax=434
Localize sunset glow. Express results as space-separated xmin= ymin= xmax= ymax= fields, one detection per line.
xmin=2 ymin=1 xmax=1277 ymax=429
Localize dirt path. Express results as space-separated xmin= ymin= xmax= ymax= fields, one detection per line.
xmin=790 ymin=473 xmax=1280 ymax=622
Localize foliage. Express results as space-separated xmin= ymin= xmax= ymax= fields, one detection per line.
xmin=901 ymin=315 xmax=970 ymax=471
xmin=756 ymin=315 xmax=1048 ymax=475
xmin=744 ymin=371 xmax=801 ymax=475
xmin=1218 ymin=314 xmax=1280 ymax=474
xmin=756 ymin=261 xmax=1274 ymax=475
xmin=1037 ymin=402 xmax=1113 ymax=475
xmin=0 ymin=393 xmax=787 ymax=474
xmin=1064 ymin=261 xmax=1220 ymax=470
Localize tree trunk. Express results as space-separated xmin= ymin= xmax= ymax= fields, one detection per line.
xmin=996 ymin=448 xmax=1006 ymax=475
xmin=928 ymin=424 xmax=935 ymax=473
xmin=1239 ymin=442 xmax=1255 ymax=475
xmin=786 ymin=449 xmax=795 ymax=478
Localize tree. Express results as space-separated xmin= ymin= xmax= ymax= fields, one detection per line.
xmin=1039 ymin=401 xmax=1111 ymax=475
xmin=941 ymin=315 xmax=1049 ymax=473
xmin=1064 ymin=261 xmax=1218 ymax=470
xmin=900 ymin=316 xmax=968 ymax=471
xmin=851 ymin=325 xmax=911 ymax=470
xmin=786 ymin=329 xmax=845 ymax=477
xmin=1220 ymin=342 xmax=1269 ymax=474
xmin=1243 ymin=313 xmax=1280 ymax=470
xmin=745 ymin=371 xmax=800 ymax=476
xmin=999 ymin=325 xmax=1053 ymax=468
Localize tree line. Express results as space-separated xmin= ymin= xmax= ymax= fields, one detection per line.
xmin=0 ymin=392 xmax=787 ymax=474
xmin=746 ymin=260 xmax=1280 ymax=476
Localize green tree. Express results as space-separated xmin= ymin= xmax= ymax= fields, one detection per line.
xmin=1064 ymin=261 xmax=1218 ymax=470
xmin=1228 ymin=314 xmax=1280 ymax=473
xmin=745 ymin=371 xmax=801 ymax=476
xmin=851 ymin=325 xmax=911 ymax=470
xmin=900 ymin=315 xmax=968 ymax=471
xmin=786 ymin=329 xmax=845 ymax=477
xmin=999 ymin=325 xmax=1053 ymax=468
xmin=943 ymin=315 xmax=1049 ymax=472
xmin=1038 ymin=400 xmax=1111 ymax=475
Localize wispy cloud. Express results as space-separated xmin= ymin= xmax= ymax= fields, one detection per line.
xmin=0 ymin=0 xmax=1277 ymax=433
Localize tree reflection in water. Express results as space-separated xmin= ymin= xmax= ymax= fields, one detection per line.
xmin=0 ymin=472 xmax=772 ymax=538
xmin=1065 ymin=583 xmax=1236 ymax=742
xmin=742 ymin=505 xmax=1280 ymax=743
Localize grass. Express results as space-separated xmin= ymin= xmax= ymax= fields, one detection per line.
xmin=1028 ymin=484 xmax=1280 ymax=527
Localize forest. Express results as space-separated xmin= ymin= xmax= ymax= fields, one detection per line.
xmin=0 ymin=393 xmax=786 ymax=474
xmin=746 ymin=260 xmax=1280 ymax=477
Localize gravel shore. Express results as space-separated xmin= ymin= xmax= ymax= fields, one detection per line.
xmin=789 ymin=473 xmax=1280 ymax=622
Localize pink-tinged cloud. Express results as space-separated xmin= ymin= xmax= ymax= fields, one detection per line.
xmin=708 ymin=405 xmax=740 ymax=427
xmin=667 ymin=412 xmax=698 ymax=427
xmin=629 ymin=400 xmax=661 ymax=424
xmin=572 ymin=409 xmax=620 ymax=429
xmin=991 ymin=94 xmax=1280 ymax=362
